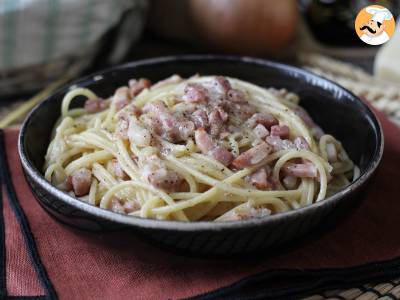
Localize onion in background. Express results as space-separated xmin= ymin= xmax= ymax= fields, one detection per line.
xmin=148 ymin=0 xmax=299 ymax=56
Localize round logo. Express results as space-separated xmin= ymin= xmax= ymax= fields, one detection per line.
xmin=354 ymin=5 xmax=395 ymax=46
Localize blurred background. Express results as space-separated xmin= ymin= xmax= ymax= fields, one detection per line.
xmin=1 ymin=0 xmax=400 ymax=125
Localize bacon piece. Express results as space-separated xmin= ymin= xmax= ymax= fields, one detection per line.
xmin=194 ymin=129 xmax=233 ymax=166
xmin=215 ymin=105 xmax=229 ymax=122
xmin=282 ymin=162 xmax=318 ymax=178
xmin=209 ymin=146 xmax=233 ymax=166
xmin=212 ymin=76 xmax=231 ymax=94
xmin=71 ymin=168 xmax=92 ymax=196
xmin=227 ymin=88 xmax=246 ymax=103
xmin=208 ymin=106 xmax=228 ymax=137
xmin=126 ymin=103 xmax=142 ymax=117
xmin=217 ymin=201 xmax=271 ymax=221
xmin=128 ymin=78 xmax=151 ymax=97
xmin=246 ymin=113 xmax=278 ymax=129
xmin=266 ymin=135 xmax=294 ymax=151
xmin=110 ymin=197 xmax=139 ymax=214
xmin=174 ymin=102 xmax=197 ymax=117
xmin=115 ymin=118 xmax=129 ymax=140
xmin=113 ymin=87 xmax=131 ymax=110
xmin=84 ymin=98 xmax=109 ymax=113
xmin=195 ymin=128 xmax=215 ymax=153
xmin=326 ymin=143 xmax=338 ymax=163
xmin=143 ymin=101 xmax=195 ymax=143
xmin=157 ymin=114 xmax=195 ymax=142
xmin=117 ymin=103 xmax=142 ymax=122
xmin=282 ymin=175 xmax=297 ymax=189
xmin=142 ymin=100 xmax=168 ymax=115
xmin=127 ymin=119 xmax=152 ymax=147
xmin=175 ymin=119 xmax=195 ymax=141
xmin=253 ymin=124 xmax=269 ymax=139
xmin=191 ymin=109 xmax=209 ymax=129
xmin=232 ymin=142 xmax=272 ymax=169
xmin=294 ymin=136 xmax=309 ymax=150
xmin=123 ymin=201 xmax=140 ymax=213
xmin=65 ymin=176 xmax=73 ymax=192
xmin=229 ymin=102 xmax=257 ymax=121
xmin=148 ymin=168 xmax=182 ymax=192
xmin=110 ymin=159 xmax=128 ymax=180
xmin=111 ymin=197 xmax=125 ymax=214
xmin=248 ymin=168 xmax=270 ymax=189
xmin=270 ymin=125 xmax=290 ymax=139
xmin=182 ymin=83 xmax=208 ymax=103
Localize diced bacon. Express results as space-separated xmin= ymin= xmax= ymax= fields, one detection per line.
xmin=282 ymin=175 xmax=297 ymax=189
xmin=143 ymin=102 xmax=195 ymax=143
xmin=294 ymin=136 xmax=309 ymax=150
xmin=326 ymin=143 xmax=338 ymax=163
xmin=117 ymin=103 xmax=142 ymax=122
xmin=111 ymin=197 xmax=125 ymax=214
xmin=113 ymin=87 xmax=131 ymax=110
xmin=182 ymin=83 xmax=208 ymax=103
xmin=175 ymin=119 xmax=195 ymax=141
xmin=125 ymin=103 xmax=142 ymax=117
xmin=148 ymin=168 xmax=182 ymax=192
xmin=152 ymin=74 xmax=182 ymax=89
xmin=157 ymin=114 xmax=195 ymax=143
xmin=142 ymin=100 xmax=168 ymax=115
xmin=212 ymin=76 xmax=231 ymax=94
xmin=253 ymin=124 xmax=269 ymax=139
xmin=112 ymin=86 xmax=131 ymax=110
xmin=230 ymin=103 xmax=257 ymax=121
xmin=246 ymin=113 xmax=278 ymax=129
xmin=191 ymin=109 xmax=209 ymax=129
xmin=209 ymin=146 xmax=233 ymax=166
xmin=215 ymin=105 xmax=228 ymax=122
xmin=123 ymin=200 xmax=140 ymax=213
xmin=129 ymin=78 xmax=151 ymax=97
xmin=195 ymin=129 xmax=233 ymax=165
xmin=110 ymin=159 xmax=128 ymax=180
xmin=115 ymin=118 xmax=129 ymax=140
xmin=227 ymin=88 xmax=246 ymax=103
xmin=127 ymin=119 xmax=152 ymax=147
xmin=71 ymin=168 xmax=92 ymax=196
xmin=232 ymin=142 xmax=272 ymax=169
xmin=174 ymin=103 xmax=197 ymax=117
xmin=208 ymin=106 xmax=228 ymax=136
xmin=248 ymin=168 xmax=270 ymax=189
xmin=195 ymin=129 xmax=215 ymax=153
xmin=110 ymin=197 xmax=139 ymax=214
xmin=84 ymin=98 xmax=109 ymax=113
xmin=217 ymin=201 xmax=271 ymax=221
xmin=266 ymin=135 xmax=294 ymax=151
xmin=65 ymin=176 xmax=73 ymax=192
xmin=282 ymin=162 xmax=318 ymax=178
xmin=271 ymin=125 xmax=290 ymax=139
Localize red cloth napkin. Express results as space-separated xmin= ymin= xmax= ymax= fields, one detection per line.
xmin=1 ymin=109 xmax=400 ymax=300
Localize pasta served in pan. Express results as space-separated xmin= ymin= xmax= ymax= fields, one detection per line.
xmin=44 ymin=75 xmax=358 ymax=221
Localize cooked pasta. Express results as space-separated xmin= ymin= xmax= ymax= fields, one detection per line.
xmin=44 ymin=75 xmax=357 ymax=221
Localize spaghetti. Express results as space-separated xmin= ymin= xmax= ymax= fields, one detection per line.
xmin=44 ymin=75 xmax=357 ymax=221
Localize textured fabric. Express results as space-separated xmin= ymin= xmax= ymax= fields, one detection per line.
xmin=0 ymin=0 xmax=147 ymax=71
xmin=1 ymin=109 xmax=400 ymax=299
xmin=4 ymin=187 xmax=44 ymax=296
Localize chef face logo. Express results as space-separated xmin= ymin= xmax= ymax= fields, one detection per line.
xmin=355 ymin=5 xmax=395 ymax=46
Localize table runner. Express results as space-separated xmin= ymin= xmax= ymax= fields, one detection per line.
xmin=0 ymin=106 xmax=400 ymax=300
